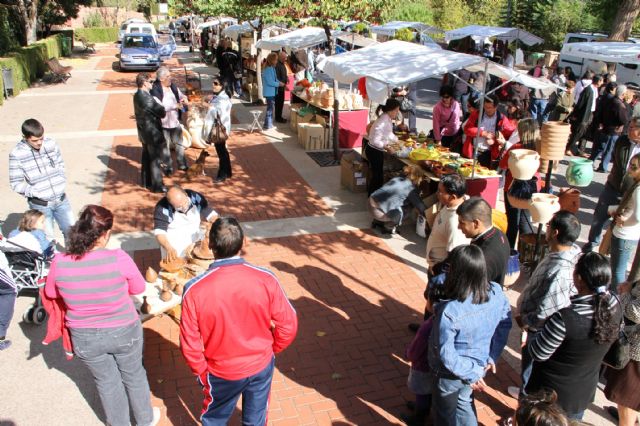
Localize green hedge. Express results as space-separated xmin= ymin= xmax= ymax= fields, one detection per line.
xmin=0 ymin=34 xmax=64 ymax=105
xmin=75 ymin=27 xmax=119 ymax=43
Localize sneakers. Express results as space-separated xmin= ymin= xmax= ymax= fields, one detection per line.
xmin=0 ymin=339 xmax=12 ymax=350
xmin=150 ymin=407 xmax=161 ymax=426
xmin=507 ymin=386 xmax=520 ymax=399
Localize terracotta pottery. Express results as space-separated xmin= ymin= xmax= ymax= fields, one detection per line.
xmin=540 ymin=121 xmax=571 ymax=161
xmin=140 ymin=296 xmax=151 ymax=314
xmin=160 ymin=290 xmax=173 ymax=302
xmin=173 ymin=283 xmax=184 ymax=296
xmin=565 ymin=158 xmax=594 ymax=187
xmin=159 ymin=257 xmax=186 ymax=273
xmin=529 ymin=193 xmax=561 ymax=224
xmin=507 ymin=193 xmax=531 ymax=210
xmin=145 ymin=267 xmax=158 ymax=283
xmin=162 ymin=279 xmax=176 ymax=292
xmin=508 ymin=149 xmax=540 ymax=180
xmin=558 ymin=187 xmax=581 ymax=214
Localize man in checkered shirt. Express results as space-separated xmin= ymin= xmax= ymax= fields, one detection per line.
xmin=515 ymin=211 xmax=582 ymax=398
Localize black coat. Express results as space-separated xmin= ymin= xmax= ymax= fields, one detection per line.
xmin=134 ymin=89 xmax=166 ymax=146
xmin=569 ymin=84 xmax=595 ymax=125
xmin=472 ymin=226 xmax=510 ymax=287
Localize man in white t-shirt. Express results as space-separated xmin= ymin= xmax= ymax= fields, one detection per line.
xmin=153 ymin=186 xmax=218 ymax=261
xmin=425 ymin=174 xmax=470 ymax=273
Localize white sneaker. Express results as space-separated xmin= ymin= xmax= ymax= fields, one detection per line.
xmin=507 ymin=386 xmax=520 ymax=399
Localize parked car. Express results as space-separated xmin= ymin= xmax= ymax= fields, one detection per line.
xmin=119 ymin=33 xmax=162 ymax=71
xmin=118 ymin=18 xmax=147 ymax=42
xmin=558 ymin=32 xmax=640 ymax=87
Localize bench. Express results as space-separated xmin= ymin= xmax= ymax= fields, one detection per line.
xmin=76 ymin=36 xmax=95 ymax=52
xmin=45 ymin=58 xmax=72 ymax=83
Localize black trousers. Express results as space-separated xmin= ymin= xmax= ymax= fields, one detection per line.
xmin=504 ymin=192 xmax=534 ymax=249
xmin=365 ymin=144 xmax=384 ymax=196
xmin=275 ymin=88 xmax=285 ymax=121
xmin=141 ymin=142 xmax=164 ymax=191
xmin=214 ymin=142 xmax=232 ymax=179
xmin=567 ymin=120 xmax=590 ymax=154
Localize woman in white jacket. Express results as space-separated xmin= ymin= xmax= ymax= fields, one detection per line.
xmin=203 ymin=77 xmax=233 ymax=182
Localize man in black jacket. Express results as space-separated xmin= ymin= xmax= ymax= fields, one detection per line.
xmin=275 ymin=50 xmax=288 ymax=123
xmin=590 ymin=84 xmax=629 ymax=172
xmin=220 ymin=43 xmax=241 ymax=98
xmin=566 ymin=75 xmax=602 ymax=155
xmin=583 ymin=117 xmax=640 ymax=253
xmin=456 ymin=197 xmax=510 ymax=287
xmin=134 ymin=73 xmax=167 ymax=193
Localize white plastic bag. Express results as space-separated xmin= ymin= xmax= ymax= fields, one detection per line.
xmin=416 ymin=215 xmax=427 ymax=238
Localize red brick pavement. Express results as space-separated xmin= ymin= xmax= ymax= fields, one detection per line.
xmin=96 ymin=57 xmax=118 ymax=71
xmin=99 ymin=93 xmax=136 ymax=130
xmin=101 ymin=132 xmax=332 ymax=233
xmin=136 ymin=231 xmax=518 ymax=425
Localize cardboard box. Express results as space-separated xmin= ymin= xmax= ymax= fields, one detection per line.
xmin=302 ymin=124 xmax=326 ymax=150
xmin=289 ymin=108 xmax=299 ymax=131
xmin=340 ymin=150 xmax=368 ymax=193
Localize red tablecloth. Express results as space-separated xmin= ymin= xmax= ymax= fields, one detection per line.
xmin=338 ymin=109 xmax=369 ymax=149
xmin=465 ymin=177 xmax=501 ymax=209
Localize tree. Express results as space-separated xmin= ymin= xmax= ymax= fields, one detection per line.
xmin=389 ymin=0 xmax=433 ymax=25
xmin=609 ymin=0 xmax=640 ymax=40
xmin=432 ymin=0 xmax=469 ymax=30
xmin=0 ymin=0 xmax=38 ymax=45
xmin=40 ymin=0 xmax=92 ymax=37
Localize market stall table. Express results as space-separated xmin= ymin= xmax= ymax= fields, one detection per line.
xmin=291 ymin=90 xmax=369 ymax=149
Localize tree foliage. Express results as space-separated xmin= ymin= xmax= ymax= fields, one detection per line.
xmin=389 ymin=0 xmax=433 ymax=25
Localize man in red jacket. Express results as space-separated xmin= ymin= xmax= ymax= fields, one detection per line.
xmin=462 ymin=95 xmax=516 ymax=168
xmin=179 ymin=217 xmax=298 ymax=425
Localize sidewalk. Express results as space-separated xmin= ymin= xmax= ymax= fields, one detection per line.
xmin=0 ymin=43 xmax=614 ymax=425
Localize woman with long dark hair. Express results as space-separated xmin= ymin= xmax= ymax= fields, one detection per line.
xmin=45 ymin=205 xmax=159 ymax=426
xmin=365 ymin=97 xmax=401 ymax=196
xmin=527 ymin=252 xmax=622 ymax=420
xmin=428 ymin=245 xmax=512 ymax=425
xmin=204 ymin=76 xmax=233 ymax=183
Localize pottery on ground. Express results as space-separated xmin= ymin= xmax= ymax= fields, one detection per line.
xmin=508 ymin=149 xmax=540 ymax=180
xmin=540 ymin=121 xmax=571 ymax=161
xmin=529 ymin=193 xmax=561 ymax=224
xmin=558 ymin=188 xmax=581 ymax=214
xmin=565 ymin=158 xmax=594 ymax=187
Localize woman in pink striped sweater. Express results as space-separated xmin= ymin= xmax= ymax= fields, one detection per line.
xmin=45 ymin=205 xmax=159 ymax=426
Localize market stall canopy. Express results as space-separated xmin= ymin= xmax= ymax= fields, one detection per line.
xmin=559 ymin=42 xmax=640 ymax=65
xmin=222 ymin=20 xmax=260 ymax=39
xmin=370 ymin=21 xmax=442 ymax=36
xmin=196 ymin=17 xmax=238 ymax=30
xmin=255 ymin=26 xmax=338 ymax=50
xmin=445 ymin=25 xmax=543 ymax=46
xmin=317 ymin=40 xmax=559 ymax=103
xmin=336 ymin=32 xmax=377 ymax=47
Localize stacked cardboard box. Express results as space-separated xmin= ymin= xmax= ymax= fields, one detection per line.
xmin=340 ymin=150 xmax=368 ymax=193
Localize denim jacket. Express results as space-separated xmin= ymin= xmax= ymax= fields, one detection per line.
xmin=428 ymin=282 xmax=512 ymax=384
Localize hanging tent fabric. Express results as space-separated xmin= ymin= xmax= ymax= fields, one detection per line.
xmin=445 ymin=25 xmax=543 ymax=46
xmin=316 ymin=40 xmax=557 ymax=104
xmin=196 ymin=17 xmax=238 ymax=31
xmin=221 ymin=20 xmax=260 ymax=39
xmin=559 ymin=42 xmax=640 ymax=65
xmin=370 ymin=21 xmax=442 ymax=36
xmin=255 ymin=27 xmax=339 ymax=51
xmin=335 ymin=32 xmax=378 ymax=48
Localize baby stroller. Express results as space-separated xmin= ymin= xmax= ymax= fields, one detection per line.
xmin=0 ymin=235 xmax=50 ymax=325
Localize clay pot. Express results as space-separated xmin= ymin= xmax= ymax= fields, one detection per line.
xmin=140 ymin=296 xmax=151 ymax=314
xmin=162 ymin=279 xmax=176 ymax=292
xmin=160 ymin=290 xmax=173 ymax=302
xmin=145 ymin=267 xmax=158 ymax=283
xmin=508 ymin=149 xmax=540 ymax=180
xmin=540 ymin=121 xmax=571 ymax=161
xmin=173 ymin=283 xmax=184 ymax=296
xmin=159 ymin=257 xmax=186 ymax=273
xmin=507 ymin=193 xmax=531 ymax=210
xmin=565 ymin=158 xmax=594 ymax=187
xmin=558 ymin=187 xmax=581 ymax=214
xmin=529 ymin=193 xmax=561 ymax=224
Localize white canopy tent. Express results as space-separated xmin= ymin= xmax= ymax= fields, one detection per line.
xmin=196 ymin=17 xmax=238 ymax=31
xmin=317 ymin=40 xmax=557 ymax=104
xmin=560 ymin=42 xmax=640 ymax=65
xmin=336 ymin=32 xmax=377 ymax=48
xmin=255 ymin=27 xmax=338 ymax=51
xmin=445 ymin=25 xmax=543 ymax=46
xmin=221 ymin=20 xmax=260 ymax=39
xmin=370 ymin=21 xmax=442 ymax=36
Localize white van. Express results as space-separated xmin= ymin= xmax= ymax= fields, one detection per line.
xmin=558 ymin=32 xmax=640 ymax=88
xmin=119 ymin=20 xmax=155 ymax=42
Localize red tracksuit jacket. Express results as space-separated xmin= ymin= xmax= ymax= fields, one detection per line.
xmin=179 ymin=257 xmax=298 ymax=381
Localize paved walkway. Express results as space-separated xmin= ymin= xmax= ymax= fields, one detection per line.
xmin=0 ymin=43 xmax=615 ymax=425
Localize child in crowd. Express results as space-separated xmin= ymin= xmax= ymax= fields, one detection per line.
xmin=9 ymin=210 xmax=55 ymax=258
xmin=403 ymin=281 xmax=445 ymax=425
xmin=502 ymin=390 xmax=570 ymax=426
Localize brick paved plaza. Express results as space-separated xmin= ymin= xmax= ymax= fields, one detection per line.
xmin=0 ymin=42 xmax=614 ymax=425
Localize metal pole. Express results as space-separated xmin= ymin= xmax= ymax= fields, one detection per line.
xmin=471 ymin=58 xmax=490 ymax=179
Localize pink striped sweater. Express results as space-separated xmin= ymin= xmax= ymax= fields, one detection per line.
xmin=45 ymin=248 xmax=145 ymax=329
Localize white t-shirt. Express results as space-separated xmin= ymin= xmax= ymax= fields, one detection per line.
xmin=426 ymin=203 xmax=471 ymax=267
xmin=476 ymin=113 xmax=498 ymax=152
xmin=157 ymin=207 xmax=206 ymax=258
xmin=613 ymin=185 xmax=640 ymax=240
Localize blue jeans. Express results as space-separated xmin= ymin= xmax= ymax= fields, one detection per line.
xmin=530 ymin=98 xmax=549 ymax=126
xmin=433 ymin=376 xmax=477 ymax=426
xmin=234 ymin=79 xmax=243 ymax=97
xmin=590 ymin=133 xmax=619 ymax=172
xmin=610 ymin=236 xmax=637 ymax=288
xmin=520 ymin=332 xmax=534 ymax=398
xmin=28 ymin=195 xmax=75 ymax=242
xmin=264 ymin=97 xmax=275 ymax=129
xmin=201 ymin=357 xmax=274 ymax=425
xmin=584 ymin=181 xmax=621 ymax=252
xmin=70 ymin=322 xmax=154 ymax=426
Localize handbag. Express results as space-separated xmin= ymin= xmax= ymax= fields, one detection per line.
xmin=400 ymin=96 xmax=414 ymax=112
xmin=207 ymin=112 xmax=229 ymax=145
xmin=603 ymin=293 xmax=640 ymax=370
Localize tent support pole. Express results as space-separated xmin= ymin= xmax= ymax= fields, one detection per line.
xmin=333 ymin=79 xmax=340 ymax=160
xmin=471 ymin=59 xmax=490 ymax=179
